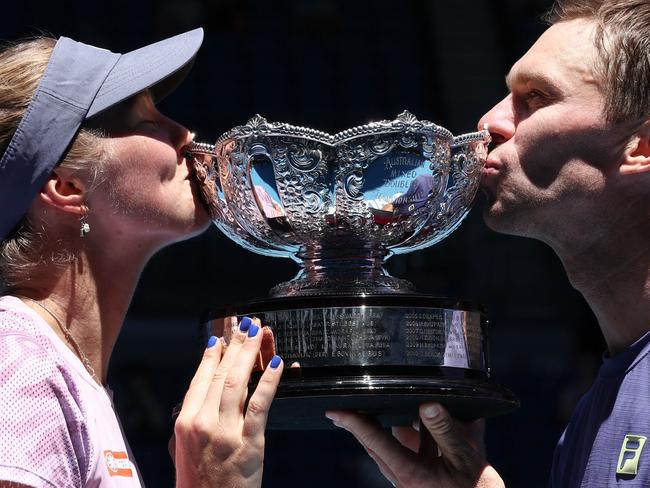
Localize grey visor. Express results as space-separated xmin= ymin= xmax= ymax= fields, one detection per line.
xmin=0 ymin=28 xmax=203 ymax=240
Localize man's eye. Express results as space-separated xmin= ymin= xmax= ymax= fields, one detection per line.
xmin=514 ymin=90 xmax=550 ymax=113
xmin=524 ymin=90 xmax=544 ymax=101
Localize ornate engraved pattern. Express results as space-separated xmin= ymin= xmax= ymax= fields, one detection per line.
xmin=270 ymin=273 xmax=416 ymax=297
xmin=392 ymin=140 xmax=487 ymax=254
xmin=269 ymin=137 xmax=332 ymax=238
xmin=216 ymin=115 xmax=334 ymax=146
xmin=186 ymin=143 xmax=290 ymax=258
xmin=187 ymin=113 xmax=490 ymax=296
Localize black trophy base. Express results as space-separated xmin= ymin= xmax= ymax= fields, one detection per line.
xmin=253 ymin=365 xmax=518 ymax=430
xmin=205 ymin=294 xmax=519 ymax=430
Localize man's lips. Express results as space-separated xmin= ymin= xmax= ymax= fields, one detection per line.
xmin=480 ymin=159 xmax=501 ymax=193
xmin=482 ymin=158 xmax=501 ymax=176
xmin=484 ymin=157 xmax=501 ymax=169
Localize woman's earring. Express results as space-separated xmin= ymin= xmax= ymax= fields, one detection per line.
xmin=79 ymin=208 xmax=91 ymax=237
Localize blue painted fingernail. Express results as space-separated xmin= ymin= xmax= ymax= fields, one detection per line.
xmin=248 ymin=324 xmax=259 ymax=337
xmin=270 ymin=355 xmax=282 ymax=369
xmin=207 ymin=335 xmax=217 ymax=348
xmin=239 ymin=316 xmax=252 ymax=332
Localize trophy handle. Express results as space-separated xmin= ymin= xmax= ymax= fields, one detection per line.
xmin=184 ymin=141 xmax=229 ymax=222
xmin=185 ymin=141 xmax=292 ymax=259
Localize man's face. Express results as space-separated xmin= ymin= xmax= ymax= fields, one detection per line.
xmin=478 ymin=19 xmax=630 ymax=244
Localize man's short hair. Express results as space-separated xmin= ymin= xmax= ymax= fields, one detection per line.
xmin=546 ymin=0 xmax=650 ymax=123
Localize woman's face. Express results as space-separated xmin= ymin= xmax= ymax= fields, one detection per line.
xmin=86 ymin=91 xmax=211 ymax=249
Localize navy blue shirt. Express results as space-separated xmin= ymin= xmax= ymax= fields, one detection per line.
xmin=551 ymin=331 xmax=650 ymax=487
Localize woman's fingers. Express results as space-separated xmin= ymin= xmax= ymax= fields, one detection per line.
xmin=258 ymin=326 xmax=276 ymax=369
xmin=177 ymin=337 xmax=223 ymax=421
xmin=174 ymin=316 xmax=282 ymax=488
xmin=243 ymin=355 xmax=284 ymax=442
xmin=217 ymin=317 xmax=250 ymax=370
xmin=197 ymin=317 xmax=250 ymax=423
xmin=217 ymin=319 xmax=265 ymax=427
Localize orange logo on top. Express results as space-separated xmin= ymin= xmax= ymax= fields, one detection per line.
xmin=104 ymin=450 xmax=133 ymax=477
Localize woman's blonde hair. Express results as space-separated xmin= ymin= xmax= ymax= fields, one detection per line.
xmin=0 ymin=37 xmax=108 ymax=292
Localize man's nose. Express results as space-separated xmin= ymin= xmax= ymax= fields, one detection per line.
xmin=478 ymin=94 xmax=515 ymax=148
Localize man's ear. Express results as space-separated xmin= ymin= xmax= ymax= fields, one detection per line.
xmin=621 ymin=120 xmax=650 ymax=176
xmin=38 ymin=168 xmax=87 ymax=216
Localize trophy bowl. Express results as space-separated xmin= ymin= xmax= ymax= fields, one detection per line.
xmin=188 ymin=111 xmax=518 ymax=429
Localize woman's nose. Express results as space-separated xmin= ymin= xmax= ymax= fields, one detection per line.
xmin=165 ymin=116 xmax=193 ymax=153
xmin=478 ymin=94 xmax=515 ymax=148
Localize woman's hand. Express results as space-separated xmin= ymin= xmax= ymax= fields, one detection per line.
xmin=326 ymin=403 xmax=504 ymax=488
xmin=173 ymin=316 xmax=283 ymax=488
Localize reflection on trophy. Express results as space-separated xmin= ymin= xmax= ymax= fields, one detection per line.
xmin=187 ymin=111 xmax=518 ymax=429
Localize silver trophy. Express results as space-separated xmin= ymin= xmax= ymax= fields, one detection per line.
xmin=188 ymin=111 xmax=517 ymax=429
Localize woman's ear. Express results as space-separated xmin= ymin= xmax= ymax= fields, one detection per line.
xmin=38 ymin=168 xmax=88 ymax=216
xmin=621 ymin=120 xmax=650 ymax=176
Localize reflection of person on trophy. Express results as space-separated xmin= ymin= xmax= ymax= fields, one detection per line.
xmin=444 ymin=311 xmax=470 ymax=369
xmin=254 ymin=184 xmax=286 ymax=218
xmin=389 ymin=173 xmax=435 ymax=215
xmin=375 ymin=173 xmax=435 ymax=224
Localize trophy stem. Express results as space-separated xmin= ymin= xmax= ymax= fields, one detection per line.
xmin=269 ymin=244 xmax=415 ymax=297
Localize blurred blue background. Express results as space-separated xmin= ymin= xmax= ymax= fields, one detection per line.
xmin=2 ymin=1 xmax=605 ymax=486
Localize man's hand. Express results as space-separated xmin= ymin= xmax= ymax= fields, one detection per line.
xmin=172 ymin=317 xmax=283 ymax=488
xmin=326 ymin=403 xmax=504 ymax=488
